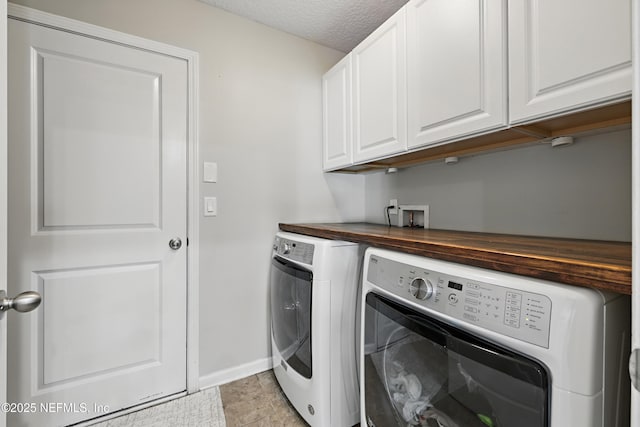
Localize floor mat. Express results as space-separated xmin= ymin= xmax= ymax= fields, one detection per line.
xmin=90 ymin=387 xmax=226 ymax=427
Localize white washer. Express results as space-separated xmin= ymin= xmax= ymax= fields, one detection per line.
xmin=270 ymin=232 xmax=362 ymax=426
xmin=360 ymin=247 xmax=631 ymax=427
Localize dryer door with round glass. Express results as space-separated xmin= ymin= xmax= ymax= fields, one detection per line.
xmin=270 ymin=256 xmax=313 ymax=379
xmin=363 ymin=292 xmax=550 ymax=427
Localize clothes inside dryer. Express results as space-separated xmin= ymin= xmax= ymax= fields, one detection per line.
xmin=363 ymin=293 xmax=549 ymax=427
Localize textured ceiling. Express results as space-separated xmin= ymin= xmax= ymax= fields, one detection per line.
xmin=199 ymin=0 xmax=409 ymax=52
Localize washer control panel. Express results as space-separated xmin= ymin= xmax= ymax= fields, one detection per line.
xmin=409 ymin=277 xmax=433 ymax=300
xmin=273 ymin=236 xmax=314 ymax=265
xmin=367 ymin=254 xmax=552 ymax=348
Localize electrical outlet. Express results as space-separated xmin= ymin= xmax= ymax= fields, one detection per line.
xmin=389 ymin=199 xmax=398 ymax=215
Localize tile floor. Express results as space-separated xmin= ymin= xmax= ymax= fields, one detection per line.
xmin=219 ymin=370 xmax=308 ymax=426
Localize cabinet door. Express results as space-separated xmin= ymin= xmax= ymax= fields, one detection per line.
xmin=322 ymin=55 xmax=352 ymax=171
xmin=352 ymin=8 xmax=407 ymax=163
xmin=407 ymin=0 xmax=507 ymax=149
xmin=509 ymin=0 xmax=631 ymax=124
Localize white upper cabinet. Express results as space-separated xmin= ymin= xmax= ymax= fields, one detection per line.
xmin=322 ymin=0 xmax=632 ymax=171
xmin=407 ymin=0 xmax=507 ymax=149
xmin=352 ymin=7 xmax=407 ymax=163
xmin=508 ymin=0 xmax=632 ymax=124
xmin=322 ymin=55 xmax=352 ymax=171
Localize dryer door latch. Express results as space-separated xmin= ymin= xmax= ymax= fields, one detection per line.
xmin=630 ymin=348 xmax=640 ymax=392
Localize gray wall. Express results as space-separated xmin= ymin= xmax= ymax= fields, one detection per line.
xmin=11 ymin=0 xmax=365 ymax=383
xmin=365 ymin=128 xmax=631 ymax=241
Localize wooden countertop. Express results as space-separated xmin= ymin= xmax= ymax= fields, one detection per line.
xmin=279 ymin=223 xmax=632 ymax=295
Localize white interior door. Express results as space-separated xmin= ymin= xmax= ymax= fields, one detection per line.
xmin=0 ymin=1 xmax=8 ymax=425
xmin=7 ymin=16 xmax=188 ymax=427
xmin=632 ymin=1 xmax=640 ymax=424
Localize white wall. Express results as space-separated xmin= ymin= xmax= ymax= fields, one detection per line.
xmin=11 ymin=0 xmax=365 ymax=383
xmin=365 ymin=129 xmax=631 ymax=241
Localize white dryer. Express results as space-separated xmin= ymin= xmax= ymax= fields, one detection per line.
xmin=270 ymin=231 xmax=363 ymax=426
xmin=360 ymin=247 xmax=631 ymax=427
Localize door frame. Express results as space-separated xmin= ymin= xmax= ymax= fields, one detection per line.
xmin=7 ymin=3 xmax=201 ymax=394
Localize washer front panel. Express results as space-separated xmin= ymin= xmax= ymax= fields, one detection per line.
xmin=366 ymin=253 xmax=552 ymax=348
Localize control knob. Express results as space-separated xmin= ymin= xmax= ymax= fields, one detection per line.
xmin=409 ymin=277 xmax=433 ymax=300
xmin=283 ymin=243 xmax=292 ymax=255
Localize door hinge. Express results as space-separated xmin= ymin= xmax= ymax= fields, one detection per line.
xmin=630 ymin=348 xmax=640 ymax=392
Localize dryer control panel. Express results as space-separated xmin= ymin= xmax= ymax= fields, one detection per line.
xmin=366 ymin=254 xmax=552 ymax=348
xmin=273 ymin=236 xmax=314 ymax=266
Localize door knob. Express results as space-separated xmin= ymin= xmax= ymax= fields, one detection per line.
xmin=0 ymin=290 xmax=42 ymax=313
xmin=169 ymin=238 xmax=182 ymax=250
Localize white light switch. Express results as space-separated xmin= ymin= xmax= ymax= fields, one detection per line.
xmin=204 ymin=197 xmax=217 ymax=216
xmin=203 ymin=162 xmax=217 ymax=183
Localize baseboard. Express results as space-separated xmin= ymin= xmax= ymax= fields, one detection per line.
xmin=199 ymin=357 xmax=273 ymax=390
